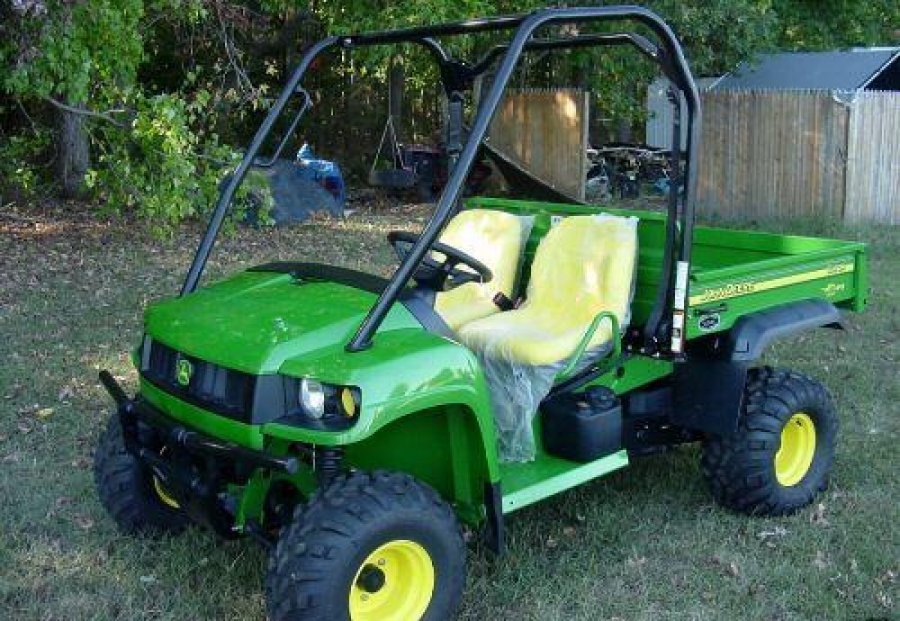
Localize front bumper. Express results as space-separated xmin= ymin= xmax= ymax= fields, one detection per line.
xmin=99 ymin=370 xmax=298 ymax=538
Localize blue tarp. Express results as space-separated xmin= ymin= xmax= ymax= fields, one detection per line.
xmin=253 ymin=145 xmax=346 ymax=225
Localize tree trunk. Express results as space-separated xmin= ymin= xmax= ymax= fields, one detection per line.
xmin=56 ymin=101 xmax=90 ymax=198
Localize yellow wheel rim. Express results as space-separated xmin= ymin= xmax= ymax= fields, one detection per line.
xmin=151 ymin=447 xmax=180 ymax=509
xmin=152 ymin=474 xmax=181 ymax=509
xmin=775 ymin=412 xmax=817 ymax=486
xmin=348 ymin=540 xmax=435 ymax=621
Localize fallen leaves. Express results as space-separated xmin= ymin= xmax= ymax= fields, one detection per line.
xmin=45 ymin=496 xmax=72 ymax=520
xmin=874 ymin=569 xmax=896 ymax=608
xmin=812 ymin=550 xmax=829 ymax=570
xmin=757 ymin=526 xmax=789 ymax=544
xmin=74 ymin=515 xmax=94 ymax=531
xmin=710 ymin=556 xmax=741 ymax=578
xmin=809 ymin=502 xmax=830 ymax=526
xmin=626 ymin=555 xmax=647 ymax=569
xmin=57 ymin=384 xmax=75 ymax=401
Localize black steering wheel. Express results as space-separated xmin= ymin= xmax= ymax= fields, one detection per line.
xmin=388 ymin=230 xmax=493 ymax=292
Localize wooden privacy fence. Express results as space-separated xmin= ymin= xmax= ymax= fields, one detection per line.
xmin=844 ymin=93 xmax=900 ymax=224
xmin=488 ymin=88 xmax=590 ymax=201
xmin=697 ymin=90 xmax=900 ymax=224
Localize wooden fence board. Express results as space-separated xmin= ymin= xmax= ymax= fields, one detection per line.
xmin=488 ymin=88 xmax=590 ymax=201
xmin=697 ymin=90 xmax=852 ymax=221
xmin=845 ymin=91 xmax=900 ymax=225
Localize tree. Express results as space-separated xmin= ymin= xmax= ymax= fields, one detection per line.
xmin=1 ymin=0 xmax=896 ymax=226
xmin=772 ymin=0 xmax=900 ymax=50
xmin=2 ymin=0 xmax=144 ymax=196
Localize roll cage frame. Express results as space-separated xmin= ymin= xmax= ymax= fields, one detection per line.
xmin=181 ymin=5 xmax=702 ymax=362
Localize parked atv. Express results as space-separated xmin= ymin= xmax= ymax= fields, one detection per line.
xmin=95 ymin=6 xmax=867 ymax=620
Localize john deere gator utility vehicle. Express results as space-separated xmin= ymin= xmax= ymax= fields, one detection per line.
xmin=95 ymin=6 xmax=868 ymax=620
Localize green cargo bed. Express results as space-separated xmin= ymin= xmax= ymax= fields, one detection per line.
xmin=468 ymin=197 xmax=868 ymax=339
xmin=687 ymin=226 xmax=867 ymax=337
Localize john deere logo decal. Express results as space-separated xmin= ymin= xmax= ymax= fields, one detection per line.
xmin=698 ymin=313 xmax=721 ymax=332
xmin=175 ymin=358 xmax=193 ymax=386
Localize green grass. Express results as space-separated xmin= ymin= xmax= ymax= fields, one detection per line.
xmin=0 ymin=204 xmax=897 ymax=620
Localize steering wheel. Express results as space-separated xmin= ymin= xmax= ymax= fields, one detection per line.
xmin=388 ymin=230 xmax=493 ymax=292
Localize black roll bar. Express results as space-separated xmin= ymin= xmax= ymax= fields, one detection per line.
xmin=470 ymin=33 xmax=664 ymax=77
xmin=180 ymin=5 xmax=701 ymax=356
xmin=252 ymin=88 xmax=313 ymax=168
xmin=347 ymin=6 xmax=700 ymax=351
xmin=182 ymin=36 xmax=341 ymax=295
xmin=181 ymin=35 xmax=451 ymax=294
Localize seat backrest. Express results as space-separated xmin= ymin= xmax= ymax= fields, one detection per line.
xmin=525 ymin=214 xmax=638 ymax=345
xmin=434 ymin=209 xmax=533 ymax=331
xmin=465 ymin=198 xmax=667 ymax=327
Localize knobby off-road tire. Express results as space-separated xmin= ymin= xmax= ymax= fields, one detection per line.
xmin=266 ymin=470 xmax=466 ymax=621
xmin=93 ymin=414 xmax=188 ymax=535
xmin=701 ymin=367 xmax=838 ymax=516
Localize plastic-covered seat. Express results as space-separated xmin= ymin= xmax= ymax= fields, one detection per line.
xmin=459 ymin=214 xmax=638 ymax=365
xmin=433 ymin=209 xmax=533 ymax=331
xmin=458 ymin=214 xmax=638 ymax=462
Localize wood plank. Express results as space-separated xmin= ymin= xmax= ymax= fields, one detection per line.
xmin=488 ymin=88 xmax=590 ymax=200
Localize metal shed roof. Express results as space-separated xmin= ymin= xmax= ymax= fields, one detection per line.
xmin=714 ymin=49 xmax=900 ymax=91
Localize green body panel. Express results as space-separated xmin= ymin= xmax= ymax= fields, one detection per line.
xmin=500 ymin=450 xmax=629 ymax=513
xmin=688 ymin=226 xmax=867 ymax=337
xmin=135 ymin=196 xmax=867 ymax=530
xmin=145 ymin=271 xmax=416 ymax=375
xmin=141 ymin=269 xmax=502 ymax=525
xmin=142 ymin=380 xmax=265 ymax=449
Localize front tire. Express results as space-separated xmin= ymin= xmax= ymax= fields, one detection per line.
xmin=93 ymin=414 xmax=188 ymax=535
xmin=266 ymin=470 xmax=466 ymax=621
xmin=701 ymin=367 xmax=838 ymax=516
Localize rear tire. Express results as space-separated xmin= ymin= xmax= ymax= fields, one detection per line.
xmin=701 ymin=367 xmax=838 ymax=516
xmin=266 ymin=470 xmax=465 ymax=621
xmin=93 ymin=414 xmax=188 ymax=535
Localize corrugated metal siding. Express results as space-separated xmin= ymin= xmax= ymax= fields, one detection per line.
xmin=714 ymin=50 xmax=899 ymax=91
xmin=844 ymin=91 xmax=900 ymax=224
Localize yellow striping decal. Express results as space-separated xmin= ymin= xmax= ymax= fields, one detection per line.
xmin=689 ymin=263 xmax=854 ymax=305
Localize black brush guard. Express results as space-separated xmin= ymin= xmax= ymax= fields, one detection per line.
xmin=99 ymin=370 xmax=298 ymax=538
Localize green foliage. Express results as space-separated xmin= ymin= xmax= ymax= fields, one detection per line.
xmin=85 ymin=92 xmax=238 ymax=235
xmin=1 ymin=0 xmax=896 ymax=229
xmin=0 ymin=126 xmax=52 ymax=194
xmin=0 ymin=0 xmax=265 ymax=233
xmin=3 ymin=0 xmax=144 ymax=105
xmin=773 ymin=0 xmax=900 ymax=50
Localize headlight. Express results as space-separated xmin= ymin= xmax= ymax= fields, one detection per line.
xmin=289 ymin=377 xmax=360 ymax=430
xmin=299 ymin=378 xmax=326 ymax=419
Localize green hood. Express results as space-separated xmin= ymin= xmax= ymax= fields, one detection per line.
xmin=144 ymin=270 xmax=418 ymax=374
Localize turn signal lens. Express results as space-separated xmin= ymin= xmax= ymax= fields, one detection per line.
xmin=340 ymin=387 xmax=357 ymax=418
